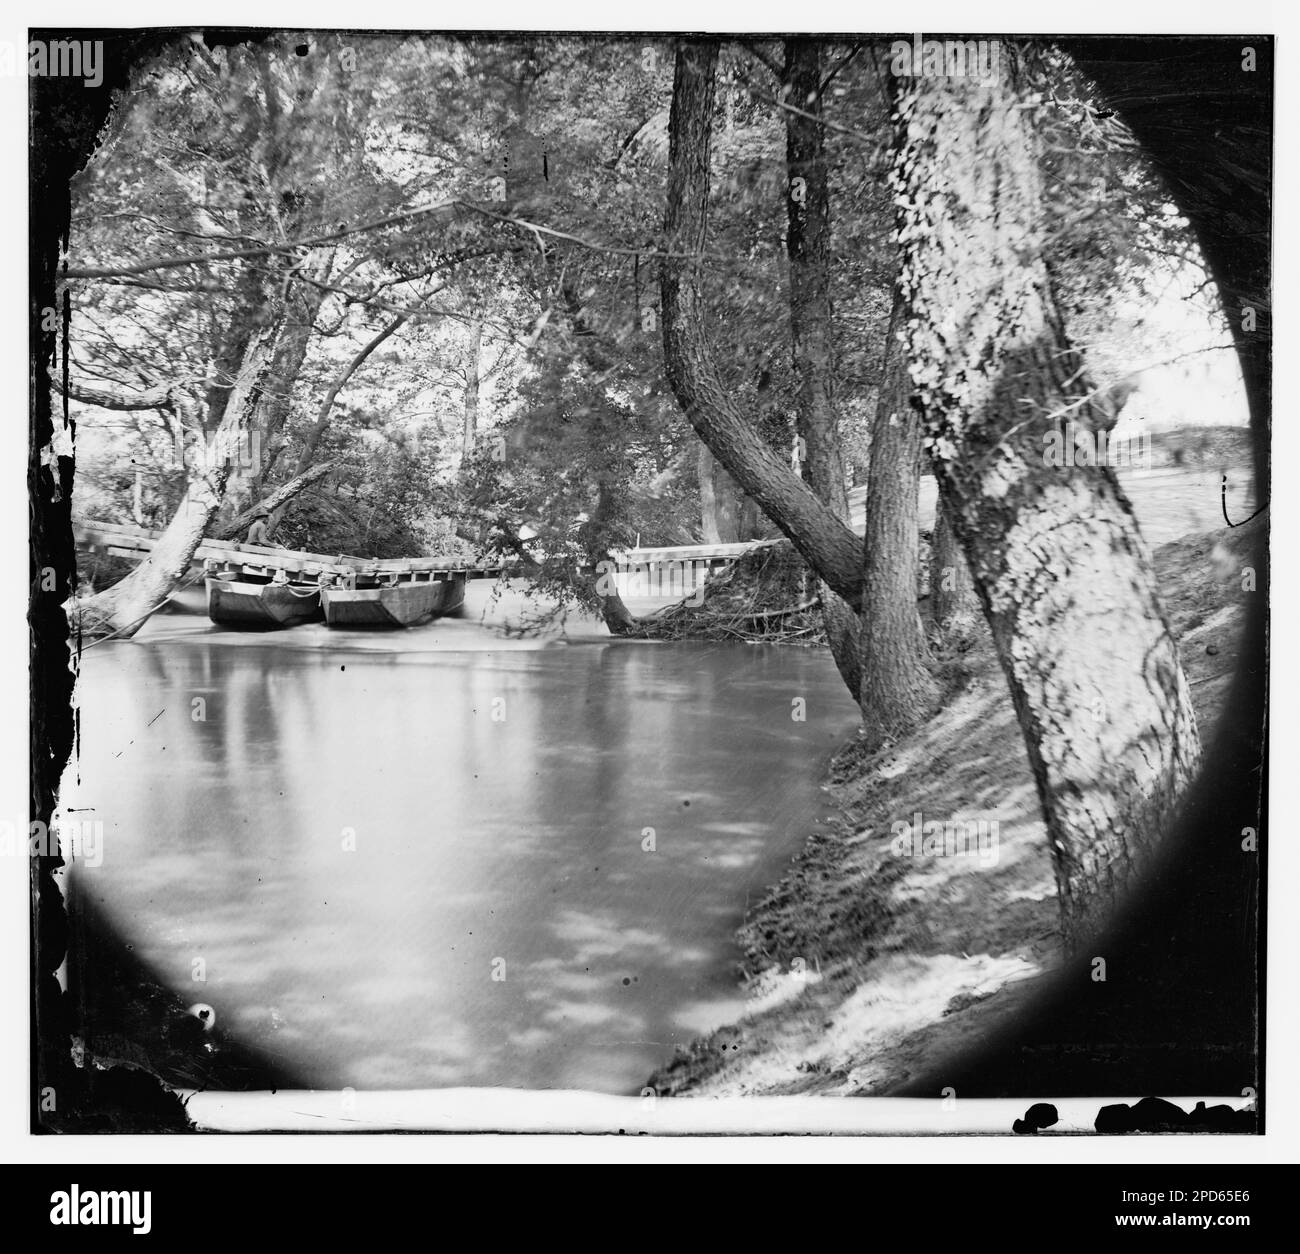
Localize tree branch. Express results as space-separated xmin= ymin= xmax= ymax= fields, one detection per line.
xmin=214 ymin=461 xmax=336 ymax=540
xmin=660 ymin=40 xmax=865 ymax=608
xmin=293 ymin=310 xmax=416 ymax=473
xmin=63 ymin=199 xmax=465 ymax=280
xmin=818 ymin=42 xmax=864 ymax=96
xmin=55 ymin=378 xmax=178 ymax=412
xmin=66 ymin=199 xmax=723 ymax=282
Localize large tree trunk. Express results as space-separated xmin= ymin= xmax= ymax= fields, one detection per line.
xmin=782 ymin=38 xmax=861 ymax=700
xmin=782 ymin=42 xmax=847 ymax=508
xmin=857 ymin=296 xmax=936 ymax=735
xmin=662 ymin=40 xmax=864 ymax=609
xmin=201 ymin=260 xmax=269 ymax=435
xmin=894 ymin=50 xmax=1201 ymax=948
xmin=254 ymin=248 xmax=335 ymax=494
xmin=72 ymin=286 xmax=283 ymax=638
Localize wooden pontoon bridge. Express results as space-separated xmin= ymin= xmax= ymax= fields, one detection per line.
xmin=74 ymin=519 xmax=508 ymax=630
xmin=74 ymin=519 xmax=766 ymax=631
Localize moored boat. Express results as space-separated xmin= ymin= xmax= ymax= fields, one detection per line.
xmin=320 ymin=573 xmax=466 ymax=628
xmin=205 ymin=576 xmax=324 ymax=629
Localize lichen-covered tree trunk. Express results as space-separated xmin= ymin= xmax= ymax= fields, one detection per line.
xmin=662 ymin=40 xmax=864 ymax=608
xmin=72 ymin=295 xmax=283 ymax=639
xmin=894 ymin=51 xmax=1201 ymax=947
xmin=782 ymin=38 xmax=861 ymax=700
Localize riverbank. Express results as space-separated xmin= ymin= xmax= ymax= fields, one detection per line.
xmin=648 ymin=519 xmax=1257 ymax=1097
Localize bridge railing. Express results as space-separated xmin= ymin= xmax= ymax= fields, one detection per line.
xmin=616 ymin=539 xmax=778 ymax=566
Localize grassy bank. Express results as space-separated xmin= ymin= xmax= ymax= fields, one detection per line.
xmin=648 ymin=519 xmax=1256 ymax=1097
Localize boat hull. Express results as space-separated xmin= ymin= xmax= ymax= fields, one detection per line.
xmin=321 ymin=576 xmax=465 ymax=628
xmin=205 ymin=577 xmax=323 ymax=629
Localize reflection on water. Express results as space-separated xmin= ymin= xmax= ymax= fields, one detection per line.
xmin=65 ymin=618 xmax=859 ymax=1093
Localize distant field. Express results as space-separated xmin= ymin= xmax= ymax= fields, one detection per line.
xmin=848 ymin=426 xmax=1258 ymax=550
xmin=1146 ymin=424 xmax=1254 ymax=469
xmin=1116 ymin=464 xmax=1258 ymax=548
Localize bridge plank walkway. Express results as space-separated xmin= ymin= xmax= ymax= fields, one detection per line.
xmin=74 ymin=519 xmax=505 ymax=581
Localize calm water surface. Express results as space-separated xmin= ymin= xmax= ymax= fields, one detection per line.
xmin=64 ymin=588 xmax=859 ymax=1093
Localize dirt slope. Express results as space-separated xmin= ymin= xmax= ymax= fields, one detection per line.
xmin=649 ymin=520 xmax=1259 ymax=1097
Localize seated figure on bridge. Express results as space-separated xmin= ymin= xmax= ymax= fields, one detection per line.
xmin=246 ymin=507 xmax=279 ymax=548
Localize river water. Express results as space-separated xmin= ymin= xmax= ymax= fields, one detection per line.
xmin=61 ymin=460 xmax=1252 ymax=1095
xmin=62 ymin=583 xmax=860 ymax=1093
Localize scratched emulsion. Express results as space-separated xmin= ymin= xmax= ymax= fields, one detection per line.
xmin=64 ymin=598 xmax=859 ymax=1093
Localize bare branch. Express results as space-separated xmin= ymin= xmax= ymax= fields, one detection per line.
xmin=66 ymin=199 xmax=724 ymax=282
xmin=818 ymin=43 xmax=864 ymax=96
xmin=63 ymin=200 xmax=465 ymax=280
xmin=55 ymin=378 xmax=178 ymax=412
xmin=290 ymin=283 xmax=445 ymax=472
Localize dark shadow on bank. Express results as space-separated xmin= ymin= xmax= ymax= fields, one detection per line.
xmin=66 ymin=887 xmax=307 ymax=1101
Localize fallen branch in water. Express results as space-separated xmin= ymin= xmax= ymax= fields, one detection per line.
xmin=638 ymin=543 xmax=829 ymax=645
xmin=737 ymin=598 xmax=821 ymax=622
